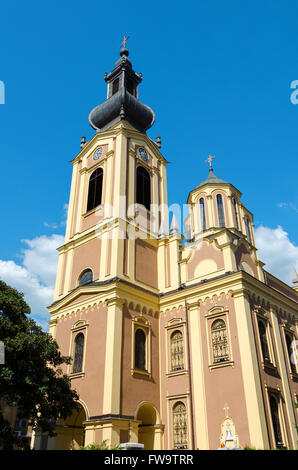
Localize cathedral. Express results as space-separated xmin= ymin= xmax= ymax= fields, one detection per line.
xmin=33 ymin=46 xmax=298 ymax=450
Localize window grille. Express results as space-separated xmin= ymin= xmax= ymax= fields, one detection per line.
xmin=170 ymin=331 xmax=184 ymax=371
xmin=173 ymin=402 xmax=188 ymax=449
xmin=211 ymin=319 xmax=229 ymax=362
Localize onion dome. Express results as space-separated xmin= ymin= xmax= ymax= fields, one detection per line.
xmin=89 ymin=49 xmax=155 ymax=133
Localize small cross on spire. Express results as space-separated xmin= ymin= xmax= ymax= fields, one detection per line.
xmin=205 ymin=154 xmax=216 ymax=170
xmin=120 ymin=35 xmax=130 ymax=49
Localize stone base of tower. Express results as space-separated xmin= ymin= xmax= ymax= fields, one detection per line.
xmin=83 ymin=416 xmax=164 ymax=450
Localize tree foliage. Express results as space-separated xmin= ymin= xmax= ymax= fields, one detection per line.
xmin=0 ymin=280 xmax=79 ymax=449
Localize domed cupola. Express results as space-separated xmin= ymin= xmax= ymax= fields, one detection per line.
xmin=196 ymin=167 xmax=228 ymax=189
xmin=89 ymin=48 xmax=155 ymax=133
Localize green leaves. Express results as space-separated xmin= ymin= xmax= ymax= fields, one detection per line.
xmin=0 ymin=280 xmax=79 ymax=450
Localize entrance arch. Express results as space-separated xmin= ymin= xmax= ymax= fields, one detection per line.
xmin=135 ymin=402 xmax=163 ymax=450
xmin=54 ymin=402 xmax=87 ymax=450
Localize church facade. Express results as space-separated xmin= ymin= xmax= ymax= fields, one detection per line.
xmin=33 ymin=48 xmax=298 ymax=450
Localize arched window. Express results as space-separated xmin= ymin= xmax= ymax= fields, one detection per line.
xmin=216 ymin=194 xmax=225 ymax=227
xmin=285 ymin=333 xmax=296 ymax=373
xmin=173 ymin=402 xmax=188 ymax=449
xmin=73 ymin=333 xmax=84 ymax=373
xmin=211 ymin=319 xmax=229 ymax=363
xmin=87 ymin=168 xmax=103 ymax=213
xmin=232 ymin=198 xmax=239 ymax=230
xmin=199 ymin=198 xmax=206 ymax=232
xmin=79 ymin=269 xmax=93 ymax=286
xmin=135 ymin=329 xmax=146 ymax=370
xmin=269 ymin=396 xmax=283 ymax=448
xmin=258 ymin=320 xmax=270 ymax=363
xmin=136 ymin=166 xmax=151 ymax=211
xmin=170 ymin=331 xmax=184 ymax=371
xmin=246 ymin=217 xmax=252 ymax=244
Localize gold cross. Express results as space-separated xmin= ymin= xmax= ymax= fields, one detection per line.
xmin=205 ymin=154 xmax=216 ymax=169
xmin=121 ymin=35 xmax=130 ymax=49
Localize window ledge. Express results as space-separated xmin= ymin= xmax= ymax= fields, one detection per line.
xmin=69 ymin=371 xmax=85 ymax=380
xmin=262 ymin=361 xmax=277 ymax=372
xmin=166 ymin=369 xmax=189 ymax=378
xmin=82 ymin=204 xmax=103 ymax=218
xmin=131 ymin=368 xmax=151 ymax=378
xmin=209 ymin=360 xmax=234 ymax=371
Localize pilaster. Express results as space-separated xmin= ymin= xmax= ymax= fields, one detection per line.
xmin=102 ymin=297 xmax=125 ymax=415
xmin=233 ymin=288 xmax=269 ymax=449
xmin=187 ymin=300 xmax=209 ymax=449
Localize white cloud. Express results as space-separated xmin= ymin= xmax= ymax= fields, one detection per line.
xmin=255 ymin=225 xmax=298 ymax=286
xmin=43 ymin=203 xmax=69 ymax=230
xmin=277 ymin=202 xmax=298 ymax=213
xmin=0 ymin=234 xmax=64 ymax=330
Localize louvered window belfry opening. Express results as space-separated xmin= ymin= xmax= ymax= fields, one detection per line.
xmin=135 ymin=329 xmax=146 ymax=370
xmin=173 ymin=402 xmax=188 ymax=449
xmin=258 ymin=320 xmax=270 ymax=363
xmin=136 ymin=166 xmax=151 ymax=211
xmin=87 ymin=168 xmax=103 ymax=213
xmin=211 ymin=319 xmax=229 ymax=363
xmin=127 ymin=78 xmax=134 ymax=95
xmin=216 ymin=194 xmax=225 ymax=227
xmin=112 ymin=78 xmax=119 ymax=95
xmin=73 ymin=333 xmax=84 ymax=373
xmin=170 ymin=331 xmax=184 ymax=371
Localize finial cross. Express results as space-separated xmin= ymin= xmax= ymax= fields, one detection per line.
xmin=121 ymin=35 xmax=130 ymax=49
xmin=205 ymin=154 xmax=216 ymax=169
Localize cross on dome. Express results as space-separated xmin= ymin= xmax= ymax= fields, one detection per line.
xmin=206 ymin=154 xmax=216 ymax=169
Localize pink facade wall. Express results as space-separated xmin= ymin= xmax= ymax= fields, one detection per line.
xmin=120 ymin=305 xmax=160 ymax=417
xmin=199 ymin=293 xmax=250 ymax=449
xmin=54 ymin=302 xmax=108 ymax=418
xmin=70 ymin=238 xmax=102 ymax=290
xmin=187 ymin=242 xmax=224 ymax=281
xmin=159 ymin=306 xmax=191 ymax=449
xmin=249 ymin=295 xmax=298 ymax=449
xmin=235 ymin=243 xmax=258 ymax=278
xmin=135 ymin=238 xmax=158 ymax=288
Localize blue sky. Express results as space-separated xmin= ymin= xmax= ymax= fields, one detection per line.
xmin=0 ymin=0 xmax=298 ymax=328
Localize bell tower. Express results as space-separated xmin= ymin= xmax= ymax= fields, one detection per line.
xmin=53 ymin=47 xmax=169 ymax=303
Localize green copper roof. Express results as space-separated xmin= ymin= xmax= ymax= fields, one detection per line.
xmin=197 ymin=168 xmax=228 ymax=188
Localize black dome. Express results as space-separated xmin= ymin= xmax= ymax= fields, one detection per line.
xmin=88 ymin=49 xmax=155 ymax=133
